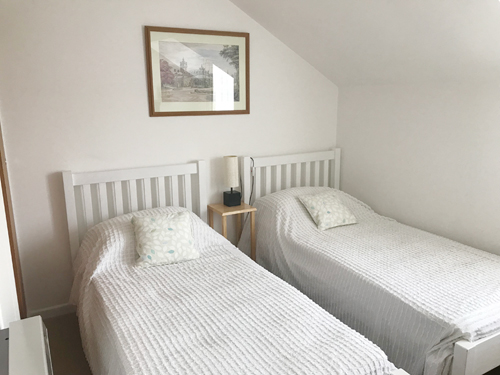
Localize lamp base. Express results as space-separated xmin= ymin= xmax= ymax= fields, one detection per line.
xmin=223 ymin=190 xmax=241 ymax=207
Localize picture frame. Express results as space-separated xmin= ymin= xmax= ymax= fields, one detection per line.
xmin=144 ymin=26 xmax=250 ymax=117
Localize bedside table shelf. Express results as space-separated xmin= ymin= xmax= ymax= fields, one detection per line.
xmin=208 ymin=203 xmax=257 ymax=261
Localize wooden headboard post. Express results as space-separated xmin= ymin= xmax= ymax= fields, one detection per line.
xmin=241 ymin=156 xmax=252 ymax=207
xmin=62 ymin=160 xmax=207 ymax=263
xmin=196 ymin=160 xmax=207 ymax=223
xmin=334 ymin=148 xmax=341 ymax=190
xmin=241 ymin=149 xmax=341 ymax=205
xmin=62 ymin=170 xmax=80 ymax=261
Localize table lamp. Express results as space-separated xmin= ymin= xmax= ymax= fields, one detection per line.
xmin=223 ymin=155 xmax=241 ymax=207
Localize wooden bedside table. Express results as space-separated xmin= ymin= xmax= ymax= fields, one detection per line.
xmin=208 ymin=203 xmax=257 ymax=261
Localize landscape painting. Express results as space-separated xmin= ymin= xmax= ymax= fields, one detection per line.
xmin=159 ymin=42 xmax=239 ymax=103
xmin=145 ymin=26 xmax=249 ymax=117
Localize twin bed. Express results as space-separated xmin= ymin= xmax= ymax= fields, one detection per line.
xmin=62 ymin=161 xmax=407 ymax=375
xmin=62 ymin=151 xmax=500 ymax=375
xmin=238 ymin=149 xmax=500 ymax=375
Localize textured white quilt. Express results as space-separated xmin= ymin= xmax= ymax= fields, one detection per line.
xmin=238 ymin=187 xmax=500 ymax=375
xmin=70 ymin=206 xmax=397 ymax=375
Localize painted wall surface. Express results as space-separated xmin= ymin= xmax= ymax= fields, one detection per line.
xmin=229 ymin=0 xmax=500 ymax=86
xmin=0 ymin=0 xmax=338 ymax=315
xmin=337 ymin=83 xmax=500 ymax=256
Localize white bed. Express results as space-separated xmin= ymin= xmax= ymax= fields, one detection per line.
xmin=62 ymin=161 xmax=408 ymax=375
xmin=239 ymin=150 xmax=500 ymax=375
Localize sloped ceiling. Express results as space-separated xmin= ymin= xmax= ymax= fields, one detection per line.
xmin=229 ymin=0 xmax=500 ymax=86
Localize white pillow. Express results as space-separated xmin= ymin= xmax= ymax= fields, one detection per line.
xmin=132 ymin=211 xmax=199 ymax=267
xmin=298 ymin=191 xmax=357 ymax=230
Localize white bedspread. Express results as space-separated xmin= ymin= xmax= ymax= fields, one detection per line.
xmin=70 ymin=206 xmax=397 ymax=375
xmin=238 ymin=187 xmax=500 ymax=375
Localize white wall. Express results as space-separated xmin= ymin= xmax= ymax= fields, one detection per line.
xmin=0 ymin=0 xmax=338 ymax=315
xmin=337 ymin=82 xmax=500 ymax=256
xmin=229 ymin=0 xmax=500 ymax=86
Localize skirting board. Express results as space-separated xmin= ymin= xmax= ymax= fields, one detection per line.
xmin=28 ymin=303 xmax=76 ymax=320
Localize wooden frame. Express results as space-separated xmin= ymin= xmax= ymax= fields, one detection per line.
xmin=207 ymin=203 xmax=257 ymax=260
xmin=0 ymin=125 xmax=26 ymax=319
xmin=62 ymin=161 xmax=207 ymax=261
xmin=145 ymin=26 xmax=250 ymax=117
xmin=452 ymin=331 xmax=500 ymax=375
xmin=240 ymin=148 xmax=500 ymax=375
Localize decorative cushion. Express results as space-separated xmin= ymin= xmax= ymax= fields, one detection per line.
xmin=132 ymin=211 xmax=199 ymax=267
xmin=298 ymin=191 xmax=357 ymax=230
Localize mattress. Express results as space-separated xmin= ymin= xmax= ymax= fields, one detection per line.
xmin=238 ymin=187 xmax=500 ymax=375
xmin=70 ymin=206 xmax=397 ymax=375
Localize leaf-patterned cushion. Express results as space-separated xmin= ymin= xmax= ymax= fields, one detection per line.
xmin=132 ymin=211 xmax=199 ymax=267
xmin=298 ymin=191 xmax=357 ymax=231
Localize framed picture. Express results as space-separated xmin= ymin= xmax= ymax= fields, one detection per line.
xmin=144 ymin=26 xmax=250 ymax=117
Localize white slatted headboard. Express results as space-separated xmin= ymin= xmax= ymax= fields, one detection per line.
xmin=241 ymin=149 xmax=341 ymax=204
xmin=62 ymin=161 xmax=207 ymax=261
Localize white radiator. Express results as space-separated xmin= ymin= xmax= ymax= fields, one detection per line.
xmin=9 ymin=316 xmax=53 ymax=375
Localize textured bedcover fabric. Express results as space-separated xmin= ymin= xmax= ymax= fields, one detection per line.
xmin=238 ymin=187 xmax=500 ymax=375
xmin=70 ymin=206 xmax=396 ymax=375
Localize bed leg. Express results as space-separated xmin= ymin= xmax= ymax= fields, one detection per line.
xmin=452 ymin=341 xmax=475 ymax=375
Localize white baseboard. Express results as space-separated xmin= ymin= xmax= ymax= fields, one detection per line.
xmin=28 ymin=303 xmax=76 ymax=320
